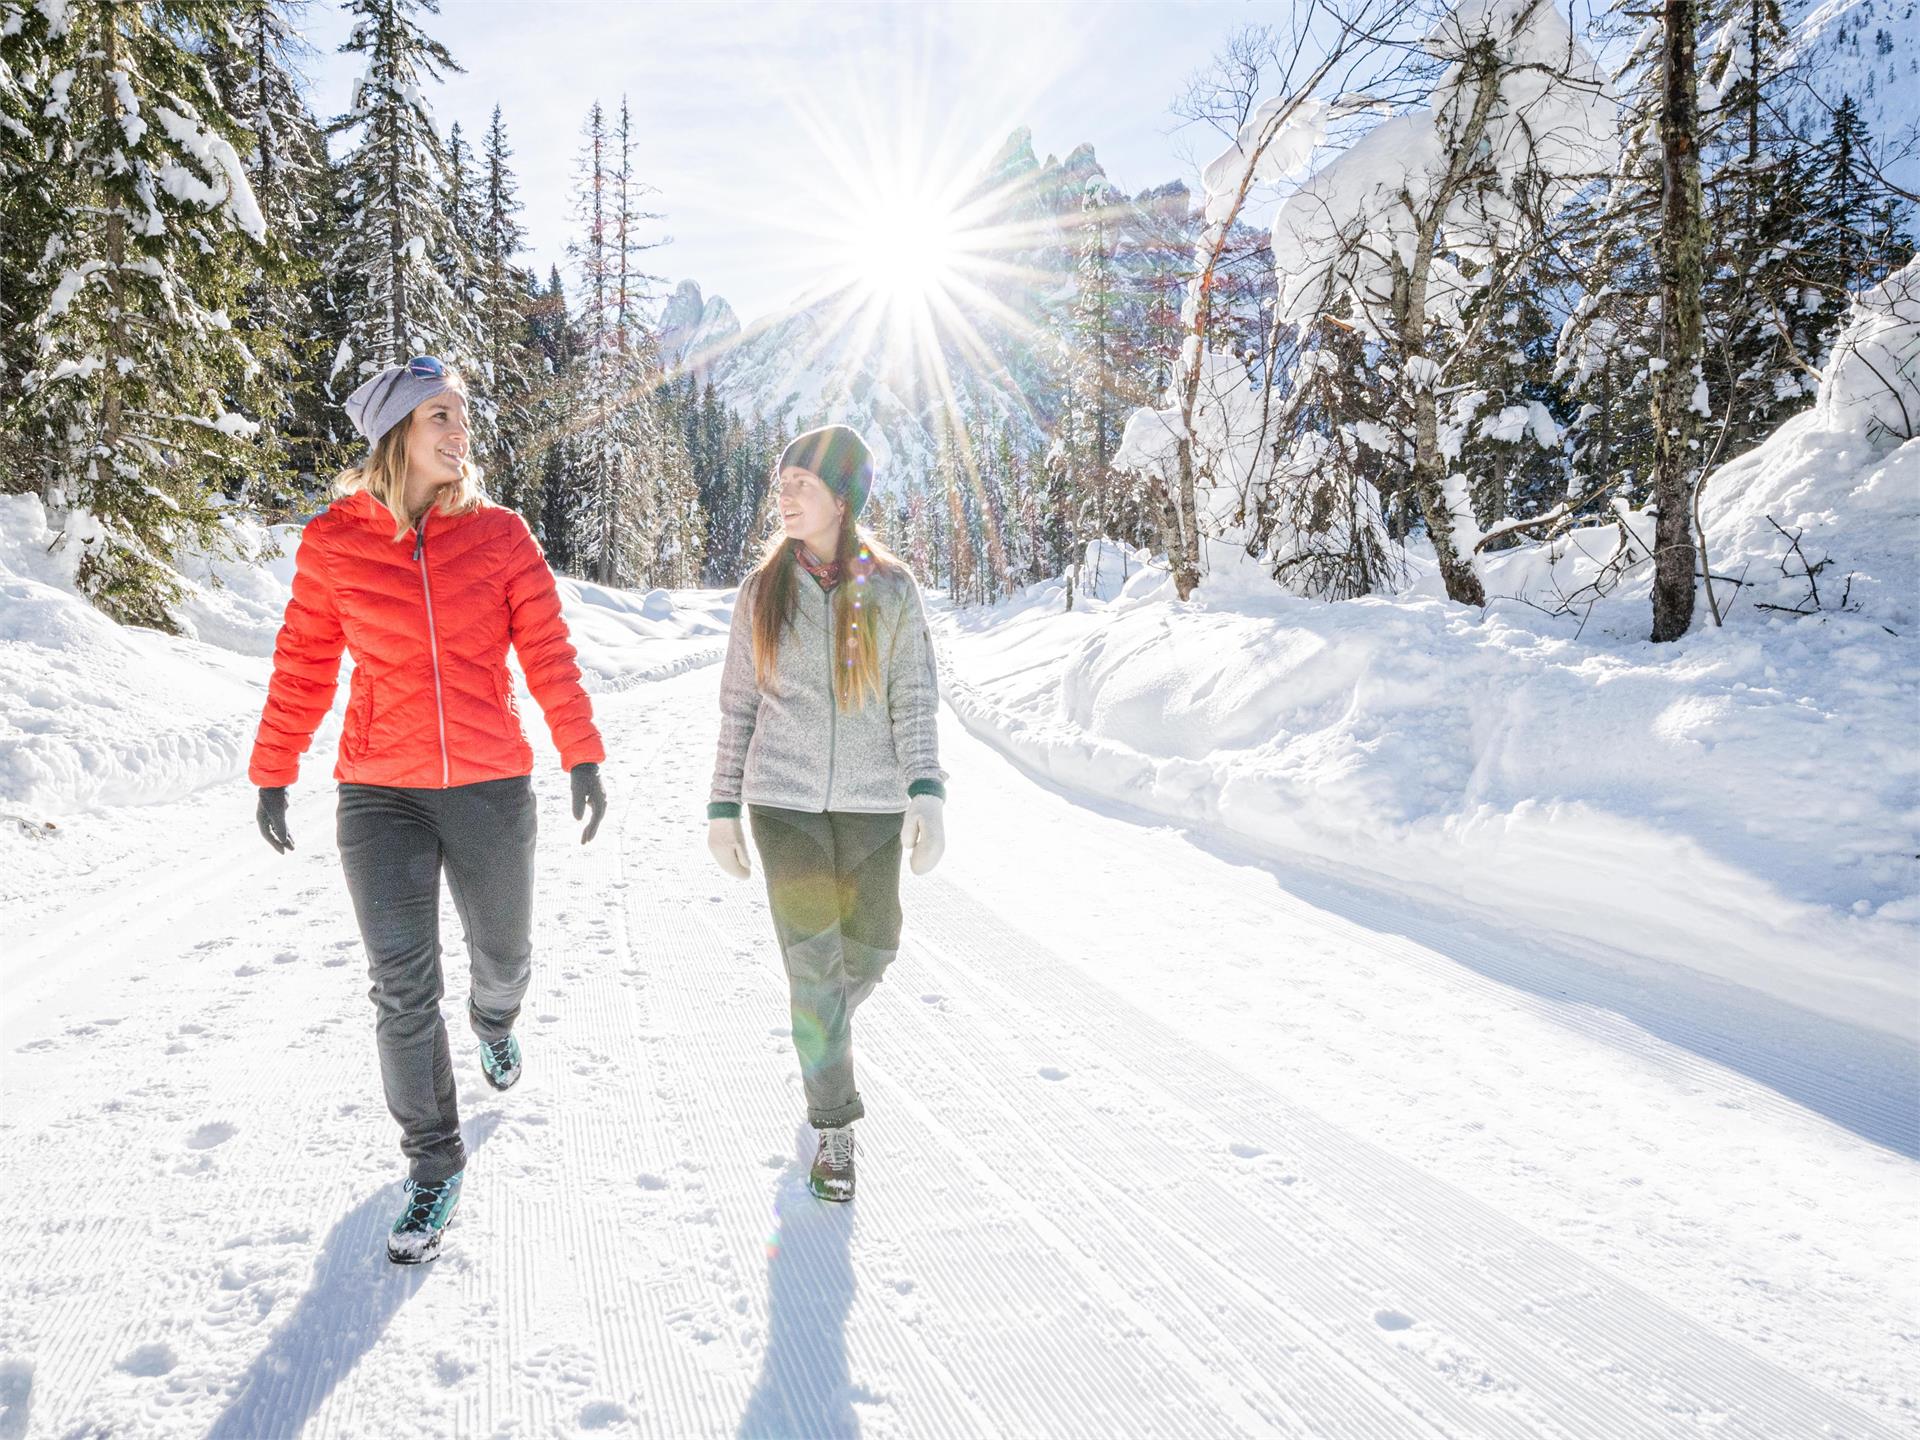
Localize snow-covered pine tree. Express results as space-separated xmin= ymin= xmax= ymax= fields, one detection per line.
xmin=8 ymin=0 xmax=276 ymax=629
xmin=208 ymin=0 xmax=344 ymax=511
xmin=436 ymin=116 xmax=489 ymax=453
xmin=326 ymin=0 xmax=480 ymax=390
xmin=566 ymin=97 xmax=663 ymax=587
xmin=1695 ymin=0 xmax=1810 ymax=460
xmin=1258 ymin=310 xmax=1405 ymax=599
xmin=0 ymin=1 xmax=59 ymax=490
xmin=475 ymin=104 xmax=538 ymax=519
xmin=1453 ymin=269 xmax=1574 ymax=542
xmin=1809 ymin=97 xmax=1915 ymax=297
xmin=528 ymin=262 xmax=575 ymax=562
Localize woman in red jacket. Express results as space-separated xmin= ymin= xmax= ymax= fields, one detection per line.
xmin=249 ymin=356 xmax=607 ymax=1265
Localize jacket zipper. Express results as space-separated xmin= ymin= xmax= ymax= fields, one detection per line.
xmin=414 ymin=512 xmax=451 ymax=787
xmin=821 ymin=579 xmax=836 ymax=811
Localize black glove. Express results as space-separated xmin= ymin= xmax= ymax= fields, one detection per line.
xmin=257 ymin=786 xmax=293 ymax=853
xmin=570 ymin=763 xmax=606 ymax=844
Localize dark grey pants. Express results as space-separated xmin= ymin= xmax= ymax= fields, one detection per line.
xmin=748 ymin=806 xmax=905 ymax=1130
xmin=338 ymin=777 xmax=537 ymax=1183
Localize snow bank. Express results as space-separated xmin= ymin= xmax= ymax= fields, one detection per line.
xmin=941 ymin=524 xmax=1916 ymax=1037
xmin=0 ymin=495 xmax=273 ymax=814
xmin=0 ymin=495 xmax=727 ymax=817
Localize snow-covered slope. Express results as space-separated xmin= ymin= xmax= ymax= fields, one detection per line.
xmin=1786 ymin=0 xmax=1920 ymax=197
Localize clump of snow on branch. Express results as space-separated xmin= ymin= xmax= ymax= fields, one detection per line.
xmin=1270 ymin=0 xmax=1615 ymax=336
xmin=152 ymin=105 xmax=267 ymax=241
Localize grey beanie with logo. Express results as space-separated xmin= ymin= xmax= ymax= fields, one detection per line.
xmin=343 ymin=364 xmax=456 ymax=449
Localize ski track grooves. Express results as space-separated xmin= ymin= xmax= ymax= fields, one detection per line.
xmin=3 ymin=662 xmax=1907 ymax=1437
xmin=892 ymin=878 xmax=1894 ymax=1438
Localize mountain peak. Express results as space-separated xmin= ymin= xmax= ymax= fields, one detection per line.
xmin=985 ymin=126 xmax=1038 ymax=178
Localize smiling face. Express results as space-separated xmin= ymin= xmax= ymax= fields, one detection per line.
xmin=776 ymin=465 xmax=846 ymax=557
xmin=402 ymin=389 xmax=470 ymax=516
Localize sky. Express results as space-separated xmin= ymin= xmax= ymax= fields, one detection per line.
xmin=300 ymin=0 xmax=1269 ymax=326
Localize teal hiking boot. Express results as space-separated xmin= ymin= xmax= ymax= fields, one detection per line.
xmin=479 ymin=1034 xmax=522 ymax=1091
xmin=387 ymin=1171 xmax=462 ymax=1265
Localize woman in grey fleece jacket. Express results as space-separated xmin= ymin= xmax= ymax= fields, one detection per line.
xmin=706 ymin=424 xmax=946 ymax=1202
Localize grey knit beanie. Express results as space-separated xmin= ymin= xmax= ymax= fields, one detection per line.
xmin=343 ymin=360 xmax=456 ymax=449
xmin=779 ymin=424 xmax=875 ymax=519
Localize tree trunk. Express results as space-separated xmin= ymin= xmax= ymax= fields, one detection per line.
xmin=1390 ymin=37 xmax=1502 ymax=608
xmin=1651 ymin=0 xmax=1705 ymax=642
xmin=98 ymin=6 xmax=126 ymax=482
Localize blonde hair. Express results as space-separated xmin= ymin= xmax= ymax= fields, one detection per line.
xmin=748 ymin=468 xmax=907 ymax=712
xmin=333 ymin=373 xmax=484 ymax=539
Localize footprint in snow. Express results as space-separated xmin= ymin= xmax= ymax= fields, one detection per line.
xmin=1374 ymin=1309 xmax=1415 ymax=1332
xmin=432 ymin=1352 xmax=475 ymax=1387
xmin=118 ymin=1342 xmax=176 ymax=1377
xmin=1229 ymin=1142 xmax=1267 ymax=1160
xmin=1037 ymin=1067 xmax=1069 ymax=1082
xmin=272 ymin=951 xmax=298 ymax=964
xmin=187 ymin=1122 xmax=238 ymax=1150
xmin=579 ymin=1401 xmax=629 ymax=1430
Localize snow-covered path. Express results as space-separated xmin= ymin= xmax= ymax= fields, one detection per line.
xmin=2 ymin=660 xmax=1914 ymax=1439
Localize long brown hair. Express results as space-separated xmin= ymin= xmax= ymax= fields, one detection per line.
xmin=747 ymin=468 xmax=906 ymax=711
xmin=333 ymin=374 xmax=484 ymax=540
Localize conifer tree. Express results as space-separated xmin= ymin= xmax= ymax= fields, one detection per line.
xmin=327 ymin=0 xmax=480 ymax=385
xmin=9 ymin=0 xmax=277 ymax=628
xmin=476 ymin=104 xmax=538 ymax=516
xmin=211 ymin=0 xmax=344 ymax=509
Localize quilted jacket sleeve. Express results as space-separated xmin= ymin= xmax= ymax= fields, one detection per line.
xmin=885 ymin=570 xmax=946 ymax=799
xmin=707 ymin=578 xmax=761 ymax=818
xmin=503 ymin=515 xmax=605 ymax=770
xmin=249 ymin=524 xmax=347 ymax=787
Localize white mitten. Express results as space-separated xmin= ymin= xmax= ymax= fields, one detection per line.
xmin=900 ymin=794 xmax=945 ymax=876
xmin=707 ymin=816 xmax=752 ymax=880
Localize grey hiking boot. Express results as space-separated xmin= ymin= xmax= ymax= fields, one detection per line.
xmin=809 ymin=1124 xmax=855 ymax=1202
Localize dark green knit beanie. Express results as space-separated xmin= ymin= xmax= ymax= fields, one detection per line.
xmin=779 ymin=424 xmax=875 ymax=519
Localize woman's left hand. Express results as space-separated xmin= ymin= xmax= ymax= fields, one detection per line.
xmin=901 ymin=794 xmax=945 ymax=876
xmin=570 ymin=763 xmax=607 ymax=844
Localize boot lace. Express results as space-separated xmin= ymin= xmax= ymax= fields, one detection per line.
xmin=820 ymin=1126 xmax=855 ymax=1169
xmin=400 ymin=1177 xmax=456 ymax=1230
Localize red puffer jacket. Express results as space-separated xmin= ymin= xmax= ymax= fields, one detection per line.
xmin=249 ymin=490 xmax=605 ymax=789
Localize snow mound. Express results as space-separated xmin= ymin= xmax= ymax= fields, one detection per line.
xmin=0 ymin=496 xmax=281 ymax=814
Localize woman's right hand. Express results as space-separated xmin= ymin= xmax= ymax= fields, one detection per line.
xmin=257 ymin=786 xmax=293 ymax=854
xmin=707 ymin=817 xmax=751 ymax=880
